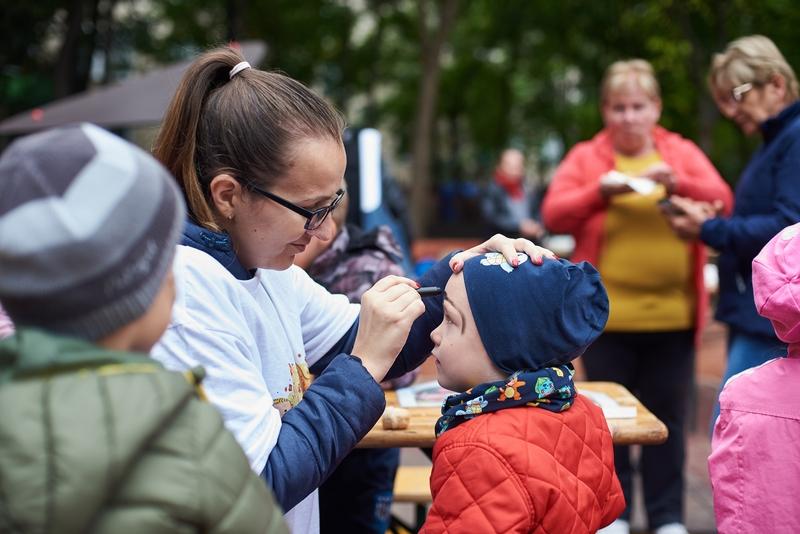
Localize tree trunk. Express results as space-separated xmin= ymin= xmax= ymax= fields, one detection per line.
xmin=670 ymin=2 xmax=729 ymax=155
xmin=409 ymin=0 xmax=459 ymax=236
xmin=54 ymin=0 xmax=85 ymax=98
xmin=226 ymin=0 xmax=246 ymax=42
xmin=100 ymin=0 xmax=118 ymax=85
xmin=54 ymin=0 xmax=100 ymax=98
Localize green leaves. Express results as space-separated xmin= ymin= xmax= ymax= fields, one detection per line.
xmin=6 ymin=0 xmax=800 ymax=192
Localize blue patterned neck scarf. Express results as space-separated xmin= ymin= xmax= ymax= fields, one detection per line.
xmin=435 ymin=364 xmax=577 ymax=436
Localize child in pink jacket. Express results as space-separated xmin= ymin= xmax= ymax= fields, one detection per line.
xmin=708 ymin=222 xmax=800 ymax=534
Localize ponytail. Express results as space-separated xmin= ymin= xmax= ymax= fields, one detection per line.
xmin=153 ymin=46 xmax=345 ymax=232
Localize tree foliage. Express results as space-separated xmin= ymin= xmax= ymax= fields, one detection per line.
xmin=3 ymin=1 xmax=800 ymax=230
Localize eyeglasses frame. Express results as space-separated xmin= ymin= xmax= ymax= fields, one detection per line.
xmin=244 ymin=181 xmax=345 ymax=230
xmin=731 ymin=82 xmax=755 ymax=103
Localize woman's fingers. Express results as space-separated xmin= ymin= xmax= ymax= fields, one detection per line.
xmin=371 ymin=280 xmax=421 ymax=305
xmin=392 ymin=289 xmax=426 ymax=318
xmin=516 ymin=238 xmax=557 ymax=263
xmin=354 ymin=278 xmax=425 ymax=382
xmin=668 ymin=195 xmax=694 ymax=211
xmin=449 ymin=234 xmax=556 ymax=273
xmin=669 ymin=196 xmax=709 ymax=223
xmin=369 ymin=274 xmax=419 ymax=292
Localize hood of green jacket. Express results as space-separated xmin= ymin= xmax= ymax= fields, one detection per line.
xmin=0 ymin=329 xmax=196 ymax=533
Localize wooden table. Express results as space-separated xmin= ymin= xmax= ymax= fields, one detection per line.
xmin=358 ymin=381 xmax=668 ymax=448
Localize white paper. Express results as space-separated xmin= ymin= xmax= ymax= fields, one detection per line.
xmin=396 ymin=380 xmax=456 ymax=408
xmin=627 ymin=176 xmax=657 ymax=195
xmin=601 ymin=170 xmax=657 ymax=195
xmin=580 ymin=389 xmax=637 ymax=419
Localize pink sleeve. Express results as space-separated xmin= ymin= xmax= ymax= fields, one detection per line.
xmin=0 ymin=306 xmax=14 ymax=339
xmin=708 ymin=383 xmax=800 ymax=534
xmin=708 ymin=408 xmax=744 ymax=533
xmin=541 ymin=145 xmax=608 ymax=235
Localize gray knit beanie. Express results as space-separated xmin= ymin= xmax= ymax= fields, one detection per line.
xmin=0 ymin=123 xmax=186 ymax=340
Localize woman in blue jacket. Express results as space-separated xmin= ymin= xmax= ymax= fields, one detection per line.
xmin=149 ymin=46 xmax=552 ymax=534
xmin=665 ymin=35 xmax=800 ymax=428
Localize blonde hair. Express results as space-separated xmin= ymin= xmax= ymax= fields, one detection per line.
xmin=709 ymin=35 xmax=799 ymax=100
xmin=601 ymin=59 xmax=661 ymax=104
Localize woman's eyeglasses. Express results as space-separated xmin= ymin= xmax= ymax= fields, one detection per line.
xmin=247 ymin=184 xmax=345 ymax=230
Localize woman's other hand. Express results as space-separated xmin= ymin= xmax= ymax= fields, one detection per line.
xmin=449 ymin=234 xmax=557 ymax=273
xmin=641 ymin=162 xmax=677 ymax=194
xmin=599 ymin=171 xmax=634 ymax=198
xmin=352 ymin=276 xmax=425 ymax=382
xmin=661 ymin=195 xmax=723 ymax=240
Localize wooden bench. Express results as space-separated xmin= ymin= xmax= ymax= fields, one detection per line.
xmin=390 ymin=465 xmax=432 ymax=533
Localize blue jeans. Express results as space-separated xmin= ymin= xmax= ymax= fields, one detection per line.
xmin=710 ymin=329 xmax=786 ymax=434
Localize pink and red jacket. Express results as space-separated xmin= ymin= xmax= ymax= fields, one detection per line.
xmin=708 ymin=223 xmax=800 ymax=533
xmin=708 ymin=352 xmax=800 ymax=533
xmin=541 ymin=127 xmax=733 ymax=338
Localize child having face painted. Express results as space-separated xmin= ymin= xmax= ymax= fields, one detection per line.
xmin=421 ymin=253 xmax=625 ymax=534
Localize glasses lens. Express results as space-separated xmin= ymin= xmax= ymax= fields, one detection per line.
xmin=306 ymin=190 xmax=344 ymax=230
xmin=732 ymin=83 xmax=753 ymax=102
xmin=306 ymin=209 xmax=329 ymax=231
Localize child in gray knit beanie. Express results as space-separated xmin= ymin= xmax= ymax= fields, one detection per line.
xmin=0 ymin=123 xmax=288 ymax=534
xmin=0 ymin=122 xmax=184 ymax=343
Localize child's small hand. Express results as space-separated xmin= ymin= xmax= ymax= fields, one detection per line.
xmin=449 ymin=234 xmax=556 ymax=273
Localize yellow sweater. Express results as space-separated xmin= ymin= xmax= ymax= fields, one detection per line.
xmin=599 ymin=152 xmax=694 ymax=331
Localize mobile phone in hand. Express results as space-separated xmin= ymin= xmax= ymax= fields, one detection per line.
xmin=658 ymin=198 xmax=686 ymax=216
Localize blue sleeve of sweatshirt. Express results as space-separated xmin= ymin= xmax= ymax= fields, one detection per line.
xmin=262 ymin=256 xmax=452 ymax=510
xmin=260 ymin=353 xmax=385 ymax=511
xmin=700 ymin=138 xmax=800 ymax=260
xmin=309 ymin=253 xmax=454 ymax=379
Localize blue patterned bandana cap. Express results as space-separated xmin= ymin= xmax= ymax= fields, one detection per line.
xmin=462 ymin=253 xmax=609 ymax=374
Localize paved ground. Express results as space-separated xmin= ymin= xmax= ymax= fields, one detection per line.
xmin=392 ymin=314 xmax=728 ymax=534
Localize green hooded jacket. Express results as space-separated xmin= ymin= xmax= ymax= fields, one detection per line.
xmin=0 ymin=329 xmax=288 ymax=534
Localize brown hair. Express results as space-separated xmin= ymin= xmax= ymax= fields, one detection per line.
xmin=153 ymin=46 xmax=346 ymax=231
xmin=601 ymin=59 xmax=661 ymax=104
xmin=709 ymin=35 xmax=799 ymax=101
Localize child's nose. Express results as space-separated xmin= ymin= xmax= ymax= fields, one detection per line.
xmin=430 ymin=325 xmax=441 ymax=345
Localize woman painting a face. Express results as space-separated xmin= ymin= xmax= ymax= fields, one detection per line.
xmin=149 ymin=46 xmax=554 ymax=534
xmin=212 ymin=137 xmax=345 ymax=271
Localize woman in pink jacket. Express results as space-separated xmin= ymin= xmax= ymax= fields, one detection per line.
xmin=542 ymin=59 xmax=733 ymax=534
xmin=708 ymin=222 xmax=800 ymax=534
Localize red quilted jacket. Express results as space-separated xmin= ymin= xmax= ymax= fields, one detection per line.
xmin=420 ymin=394 xmax=624 ymax=533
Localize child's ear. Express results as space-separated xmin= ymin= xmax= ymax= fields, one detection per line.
xmin=208 ymin=174 xmax=241 ymax=220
